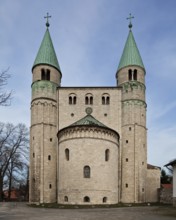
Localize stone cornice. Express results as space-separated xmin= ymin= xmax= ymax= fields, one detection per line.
xmin=122 ymin=99 xmax=147 ymax=108
xmin=58 ymin=126 xmax=119 ymax=145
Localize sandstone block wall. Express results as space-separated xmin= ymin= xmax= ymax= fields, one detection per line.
xmin=58 ymin=126 xmax=119 ymax=204
xmin=146 ymin=168 xmax=160 ymax=202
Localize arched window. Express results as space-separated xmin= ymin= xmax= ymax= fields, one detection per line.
xmin=102 ymin=96 xmax=105 ymax=105
xmin=106 ymin=96 xmax=110 ymax=105
xmin=65 ymin=148 xmax=69 ymax=161
xmin=90 ymin=96 xmax=93 ymax=105
xmin=69 ymin=96 xmax=72 ymax=104
xmin=49 ymin=184 xmax=52 ymax=189
xmin=133 ymin=69 xmax=137 ymax=80
xmin=102 ymin=94 xmax=110 ymax=105
xmin=84 ymin=166 xmax=90 ymax=178
xmin=105 ymin=149 xmax=110 ymax=161
xmin=85 ymin=93 xmax=93 ymax=105
xmin=85 ymin=96 xmax=89 ymax=105
xmin=84 ymin=196 xmax=90 ymax=202
xmin=128 ymin=69 xmax=132 ymax=81
xmin=103 ymin=197 xmax=107 ymax=203
xmin=46 ymin=69 xmax=50 ymax=80
xmin=64 ymin=196 xmax=68 ymax=202
xmin=48 ymin=155 xmax=51 ymax=160
xmin=41 ymin=69 xmax=45 ymax=80
xmin=73 ymin=96 xmax=76 ymax=104
xmin=68 ymin=93 xmax=77 ymax=105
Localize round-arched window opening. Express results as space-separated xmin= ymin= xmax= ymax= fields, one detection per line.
xmin=84 ymin=196 xmax=90 ymax=202
xmin=64 ymin=196 xmax=68 ymax=202
xmin=103 ymin=197 xmax=107 ymax=203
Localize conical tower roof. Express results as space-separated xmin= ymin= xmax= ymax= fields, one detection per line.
xmin=32 ymin=28 xmax=61 ymax=72
xmin=117 ymin=29 xmax=145 ymax=72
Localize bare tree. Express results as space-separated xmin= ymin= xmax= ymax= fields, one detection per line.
xmin=0 ymin=69 xmax=12 ymax=106
xmin=0 ymin=123 xmax=29 ymax=201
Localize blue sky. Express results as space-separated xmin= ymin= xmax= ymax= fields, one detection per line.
xmin=0 ymin=0 xmax=176 ymax=168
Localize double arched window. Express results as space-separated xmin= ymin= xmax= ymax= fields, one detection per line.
xmin=102 ymin=93 xmax=110 ymax=105
xmin=85 ymin=93 xmax=93 ymax=105
xmin=69 ymin=93 xmax=77 ymax=105
xmin=41 ymin=68 xmax=50 ymax=81
xmin=128 ymin=69 xmax=137 ymax=81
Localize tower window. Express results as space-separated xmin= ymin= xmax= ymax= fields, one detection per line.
xmin=85 ymin=93 xmax=93 ymax=105
xmin=126 ymin=140 xmax=128 ymax=143
xmin=84 ymin=196 xmax=90 ymax=202
xmin=103 ymin=197 xmax=107 ymax=203
xmin=41 ymin=69 xmax=50 ymax=81
xmin=102 ymin=93 xmax=110 ymax=105
xmin=50 ymin=138 xmax=52 ymax=142
xmin=105 ymin=149 xmax=110 ymax=161
xmin=126 ymin=183 xmax=128 ymax=188
xmin=128 ymin=69 xmax=132 ymax=81
xmin=49 ymin=184 xmax=52 ymax=189
xmin=65 ymin=148 xmax=69 ymax=161
xmin=84 ymin=166 xmax=90 ymax=178
xmin=41 ymin=69 xmax=45 ymax=80
xmin=126 ymin=158 xmax=128 ymax=162
xmin=33 ymin=153 xmax=35 ymax=158
xmin=69 ymin=93 xmax=77 ymax=105
xmin=48 ymin=155 xmax=51 ymax=160
xmin=46 ymin=69 xmax=50 ymax=80
xmin=129 ymin=127 xmax=131 ymax=131
xmin=133 ymin=69 xmax=137 ymax=80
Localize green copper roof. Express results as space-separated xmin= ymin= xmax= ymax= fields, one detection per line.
xmin=32 ymin=28 xmax=61 ymax=72
xmin=117 ymin=30 xmax=145 ymax=71
xmin=70 ymin=114 xmax=107 ymax=128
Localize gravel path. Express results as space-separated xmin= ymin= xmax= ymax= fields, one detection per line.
xmin=0 ymin=202 xmax=175 ymax=220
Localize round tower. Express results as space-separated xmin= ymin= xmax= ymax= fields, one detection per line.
xmin=29 ymin=18 xmax=62 ymax=203
xmin=116 ymin=19 xmax=147 ymax=203
xmin=57 ymin=109 xmax=120 ymax=205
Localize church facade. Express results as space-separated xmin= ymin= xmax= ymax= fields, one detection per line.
xmin=29 ymin=18 xmax=160 ymax=204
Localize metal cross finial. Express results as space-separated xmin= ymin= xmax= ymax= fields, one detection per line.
xmin=44 ymin=12 xmax=51 ymax=28
xmin=127 ymin=13 xmax=134 ymax=29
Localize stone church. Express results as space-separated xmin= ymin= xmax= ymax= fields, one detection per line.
xmin=29 ymin=16 xmax=160 ymax=204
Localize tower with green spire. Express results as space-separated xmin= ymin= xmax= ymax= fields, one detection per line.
xmin=116 ymin=15 xmax=147 ymax=203
xmin=29 ymin=14 xmax=61 ymax=203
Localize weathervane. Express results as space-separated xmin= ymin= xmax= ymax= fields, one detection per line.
xmin=127 ymin=13 xmax=134 ymax=29
xmin=44 ymin=12 xmax=51 ymax=28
